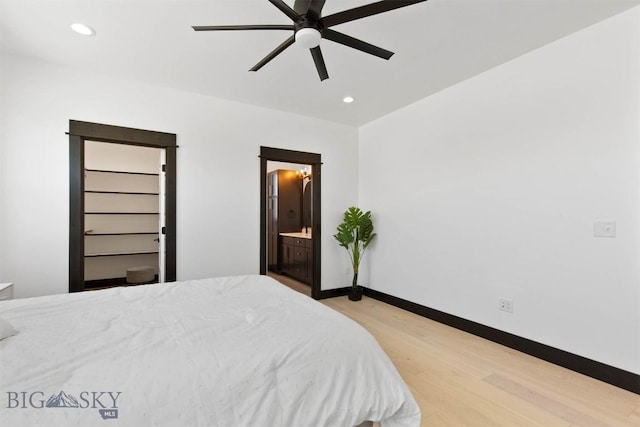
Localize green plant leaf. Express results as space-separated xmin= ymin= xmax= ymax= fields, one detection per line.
xmin=334 ymin=206 xmax=376 ymax=274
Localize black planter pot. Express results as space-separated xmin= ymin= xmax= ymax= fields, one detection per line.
xmin=348 ymin=286 xmax=363 ymax=301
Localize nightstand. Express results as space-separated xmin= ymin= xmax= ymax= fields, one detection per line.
xmin=0 ymin=283 xmax=14 ymax=301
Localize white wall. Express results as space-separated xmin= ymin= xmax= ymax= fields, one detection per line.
xmin=0 ymin=53 xmax=358 ymax=298
xmin=359 ymin=7 xmax=640 ymax=374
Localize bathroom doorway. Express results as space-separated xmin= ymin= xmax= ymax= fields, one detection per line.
xmin=266 ymin=162 xmax=312 ymax=295
xmin=259 ymin=147 xmax=321 ymax=299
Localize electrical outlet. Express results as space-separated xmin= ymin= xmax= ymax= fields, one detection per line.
xmin=499 ymin=298 xmax=513 ymax=313
xmin=593 ymin=221 xmax=616 ymax=237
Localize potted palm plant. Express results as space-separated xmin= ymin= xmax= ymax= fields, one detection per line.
xmin=334 ymin=206 xmax=376 ymax=301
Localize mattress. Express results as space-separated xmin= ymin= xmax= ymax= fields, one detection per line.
xmin=0 ymin=275 xmax=420 ymax=426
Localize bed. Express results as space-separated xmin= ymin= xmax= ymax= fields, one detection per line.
xmin=0 ymin=275 xmax=420 ymax=426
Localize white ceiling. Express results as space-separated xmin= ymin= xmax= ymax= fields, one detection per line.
xmin=1 ymin=0 xmax=639 ymax=126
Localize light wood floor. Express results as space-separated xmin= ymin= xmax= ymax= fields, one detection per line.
xmin=268 ymin=271 xmax=312 ymax=297
xmin=322 ymin=296 xmax=640 ymax=427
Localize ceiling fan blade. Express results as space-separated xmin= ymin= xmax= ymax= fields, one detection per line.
xmin=321 ymin=0 xmax=428 ymax=28
xmin=249 ymin=35 xmax=295 ymax=72
xmin=293 ymin=0 xmax=311 ymax=15
xmin=306 ymin=0 xmax=327 ymax=21
xmin=192 ymin=25 xmax=294 ymax=31
xmin=293 ymin=0 xmax=326 ymax=20
xmin=323 ymin=29 xmax=393 ymax=60
xmin=268 ymin=0 xmax=300 ymax=21
xmin=310 ymin=46 xmax=329 ymax=81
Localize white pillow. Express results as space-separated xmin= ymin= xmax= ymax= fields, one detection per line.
xmin=0 ymin=317 xmax=17 ymax=340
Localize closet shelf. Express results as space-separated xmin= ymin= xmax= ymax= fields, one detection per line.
xmin=85 ymin=212 xmax=160 ymax=215
xmin=86 ymin=168 xmax=160 ymax=177
xmin=85 ymin=251 xmax=159 ymax=258
xmin=85 ymin=232 xmax=159 ymax=236
xmin=85 ymin=190 xmax=160 ymax=195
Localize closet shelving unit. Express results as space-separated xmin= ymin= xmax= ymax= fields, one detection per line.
xmin=84 ymin=168 xmax=161 ymax=284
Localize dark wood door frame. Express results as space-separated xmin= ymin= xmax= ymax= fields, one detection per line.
xmin=68 ymin=120 xmax=177 ymax=293
xmin=260 ymin=146 xmax=321 ymax=299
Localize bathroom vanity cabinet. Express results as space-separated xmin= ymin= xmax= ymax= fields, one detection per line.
xmin=280 ymin=234 xmax=312 ymax=285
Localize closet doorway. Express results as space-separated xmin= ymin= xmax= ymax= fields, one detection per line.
xmin=84 ymin=142 xmax=164 ymax=288
xmin=69 ymin=121 xmax=177 ymax=293
xmin=259 ymin=147 xmax=321 ymax=299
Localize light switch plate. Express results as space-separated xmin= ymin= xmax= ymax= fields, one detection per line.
xmin=593 ymin=221 xmax=616 ymax=238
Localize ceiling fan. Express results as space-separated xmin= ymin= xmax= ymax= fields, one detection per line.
xmin=192 ymin=0 xmax=428 ymax=81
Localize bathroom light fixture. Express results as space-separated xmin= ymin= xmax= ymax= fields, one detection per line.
xmin=71 ymin=23 xmax=95 ymax=36
xmin=343 ymin=96 xmax=354 ymax=103
xmin=297 ymin=167 xmax=311 ymax=180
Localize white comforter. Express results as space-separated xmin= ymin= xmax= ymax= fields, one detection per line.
xmin=0 ymin=275 xmax=420 ymax=427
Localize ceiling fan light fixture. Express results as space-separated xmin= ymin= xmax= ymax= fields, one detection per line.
xmin=295 ymin=28 xmax=321 ymax=49
xmin=343 ymin=96 xmax=354 ymax=103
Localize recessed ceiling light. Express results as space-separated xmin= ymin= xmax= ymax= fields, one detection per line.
xmin=343 ymin=96 xmax=354 ymax=104
xmin=70 ymin=23 xmax=95 ymax=36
